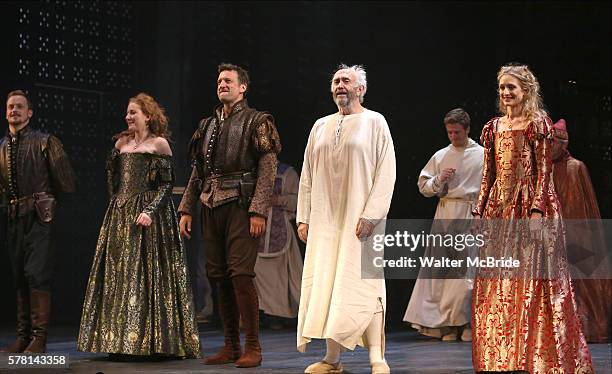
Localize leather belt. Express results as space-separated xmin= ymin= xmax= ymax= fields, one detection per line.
xmin=8 ymin=195 xmax=35 ymax=218
xmin=204 ymin=171 xmax=255 ymax=191
xmin=8 ymin=192 xmax=53 ymax=218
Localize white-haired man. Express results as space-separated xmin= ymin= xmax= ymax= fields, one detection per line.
xmin=296 ymin=64 xmax=396 ymax=374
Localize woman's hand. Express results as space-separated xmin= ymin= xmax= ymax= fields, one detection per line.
xmin=136 ymin=212 xmax=152 ymax=226
xmin=530 ymin=211 xmax=543 ymax=220
xmin=529 ymin=211 xmax=543 ymax=239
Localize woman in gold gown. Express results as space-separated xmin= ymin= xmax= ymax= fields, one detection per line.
xmin=77 ymin=93 xmax=200 ymax=358
xmin=471 ymin=65 xmax=593 ymax=373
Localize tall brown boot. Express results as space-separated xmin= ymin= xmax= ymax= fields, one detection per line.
xmin=23 ymin=289 xmax=50 ymax=353
xmin=204 ymin=278 xmax=242 ymax=364
xmin=232 ymin=275 xmax=262 ymax=368
xmin=0 ymin=289 xmax=31 ymax=353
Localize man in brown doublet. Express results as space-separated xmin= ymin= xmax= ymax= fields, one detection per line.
xmin=178 ymin=64 xmax=281 ymax=368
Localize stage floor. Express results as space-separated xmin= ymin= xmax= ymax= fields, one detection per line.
xmin=1 ymin=325 xmax=610 ymax=373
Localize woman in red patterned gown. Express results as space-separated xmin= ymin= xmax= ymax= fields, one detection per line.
xmin=471 ymin=64 xmax=593 ymax=373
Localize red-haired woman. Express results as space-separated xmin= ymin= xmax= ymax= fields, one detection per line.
xmin=77 ymin=93 xmax=200 ymax=359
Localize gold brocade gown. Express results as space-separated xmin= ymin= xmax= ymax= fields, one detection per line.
xmin=77 ymin=151 xmax=200 ymax=357
xmin=471 ymin=118 xmax=593 ymax=373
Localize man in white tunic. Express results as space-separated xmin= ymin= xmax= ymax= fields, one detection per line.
xmin=296 ymin=64 xmax=396 ymax=374
xmin=403 ymin=108 xmax=483 ymax=342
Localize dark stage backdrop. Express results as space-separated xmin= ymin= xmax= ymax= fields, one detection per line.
xmin=0 ymin=1 xmax=609 ymax=328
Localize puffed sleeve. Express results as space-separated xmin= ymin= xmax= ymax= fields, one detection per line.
xmin=142 ymin=156 xmax=174 ymax=216
xmin=473 ymin=118 xmax=497 ymax=216
xmin=105 ymin=148 xmax=119 ymax=198
xmin=251 ymin=114 xmax=282 ymax=155
xmin=527 ymin=117 xmax=554 ymax=214
xmin=248 ymin=114 xmax=282 ymax=217
xmin=46 ymin=135 xmax=76 ymax=197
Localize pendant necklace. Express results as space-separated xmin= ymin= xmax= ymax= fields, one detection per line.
xmin=507 ymin=115 xmax=516 ymax=130
xmin=133 ymin=134 xmax=150 ymax=150
xmin=506 ymin=113 xmax=524 ymax=130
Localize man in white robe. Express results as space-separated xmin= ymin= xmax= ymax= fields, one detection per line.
xmin=296 ymin=64 xmax=396 ymax=374
xmin=403 ymin=108 xmax=483 ymax=342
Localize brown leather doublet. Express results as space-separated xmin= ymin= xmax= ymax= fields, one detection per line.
xmin=0 ymin=125 xmax=75 ymax=202
xmin=189 ymin=100 xmax=271 ymax=179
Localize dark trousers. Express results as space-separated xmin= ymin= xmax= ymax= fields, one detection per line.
xmin=7 ymin=211 xmax=54 ymax=291
xmin=201 ymin=201 xmax=257 ymax=279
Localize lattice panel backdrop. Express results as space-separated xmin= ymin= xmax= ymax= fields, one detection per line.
xmin=3 ymin=0 xmax=137 ymax=323
xmin=14 ymin=0 xmax=134 ymax=211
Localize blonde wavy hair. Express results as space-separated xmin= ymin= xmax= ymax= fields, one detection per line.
xmin=497 ymin=64 xmax=547 ymax=123
xmin=114 ymin=93 xmax=171 ymax=140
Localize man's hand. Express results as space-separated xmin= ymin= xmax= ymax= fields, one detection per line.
xmin=179 ymin=214 xmax=193 ymax=239
xmin=136 ymin=212 xmax=152 ymax=227
xmin=298 ymin=223 xmax=309 ymax=243
xmin=355 ymin=218 xmax=375 ymax=241
xmin=250 ymin=215 xmax=266 ymax=238
xmin=438 ymin=168 xmax=456 ymax=183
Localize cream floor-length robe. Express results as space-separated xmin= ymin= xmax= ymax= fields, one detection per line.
xmin=403 ymin=138 xmax=483 ymax=337
xmin=296 ymin=109 xmax=396 ymax=352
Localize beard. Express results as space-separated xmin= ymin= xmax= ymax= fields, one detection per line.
xmin=334 ymin=95 xmax=348 ymax=107
xmin=333 ymin=90 xmax=357 ymax=107
xmin=8 ymin=116 xmax=26 ymax=127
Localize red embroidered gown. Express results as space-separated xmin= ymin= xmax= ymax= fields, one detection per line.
xmin=471 ymin=118 xmax=593 ymax=373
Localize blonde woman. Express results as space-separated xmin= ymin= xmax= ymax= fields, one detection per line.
xmin=471 ymin=64 xmax=593 ymax=373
